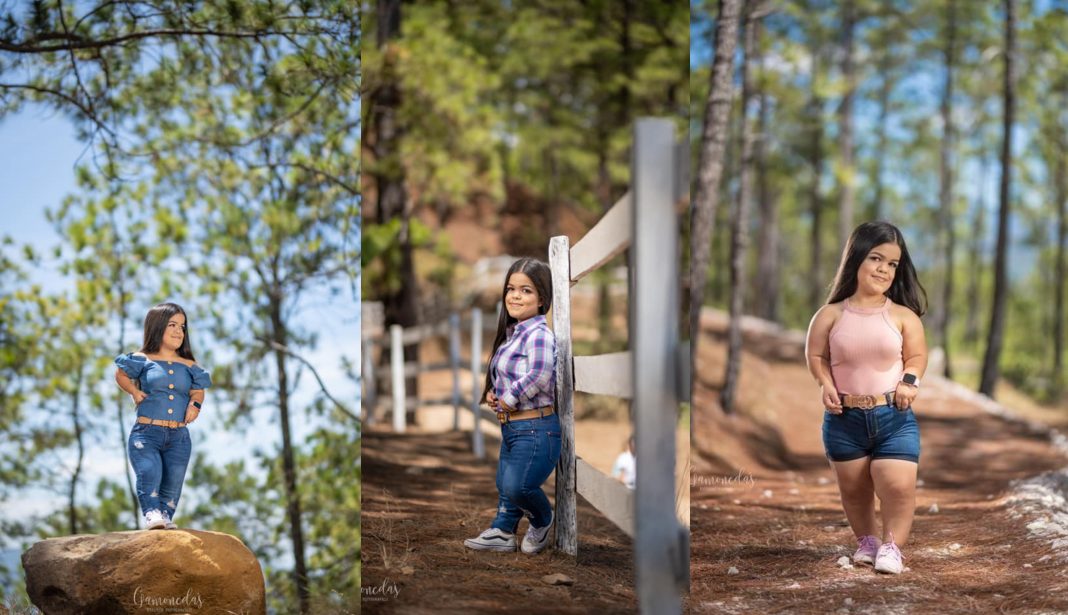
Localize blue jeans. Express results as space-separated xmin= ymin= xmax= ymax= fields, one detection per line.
xmin=822 ymin=404 xmax=920 ymax=463
xmin=491 ymin=413 xmax=562 ymax=533
xmin=128 ymin=422 xmax=192 ymax=519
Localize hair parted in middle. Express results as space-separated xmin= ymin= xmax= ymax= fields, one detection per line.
xmin=826 ymin=220 xmax=928 ymax=317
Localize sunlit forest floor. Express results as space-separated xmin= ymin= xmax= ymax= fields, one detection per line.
xmin=689 ymin=309 xmax=1068 ymax=613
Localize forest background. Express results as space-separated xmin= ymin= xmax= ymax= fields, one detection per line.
xmin=0 ymin=3 xmax=360 ymax=614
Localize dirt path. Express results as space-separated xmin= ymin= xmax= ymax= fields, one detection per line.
xmin=688 ymin=312 xmax=1068 ymax=614
xmin=361 ymin=427 xmax=637 ymax=614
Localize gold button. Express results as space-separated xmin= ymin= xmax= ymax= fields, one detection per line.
xmin=169 ymin=384 xmax=174 ymax=389
xmin=167 ymin=409 xmax=174 ymax=414
xmin=167 ymin=361 xmax=173 ymax=365
xmin=168 ymin=395 xmax=174 ymax=400
xmin=168 ymin=370 xmax=174 ymax=375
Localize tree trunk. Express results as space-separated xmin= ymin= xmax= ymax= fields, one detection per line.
xmin=1053 ymin=87 xmax=1067 ymax=398
xmin=807 ymin=42 xmax=826 ymax=310
xmin=838 ymin=0 xmax=856 ymax=249
xmin=965 ymin=154 xmax=987 ymax=347
xmin=979 ymin=0 xmax=1016 ymax=398
xmin=69 ymin=365 xmax=84 ymax=536
xmin=722 ymin=6 xmax=759 ymax=414
xmin=873 ymin=27 xmax=892 ymax=221
xmin=270 ymin=293 xmax=310 ymax=614
xmin=109 ymin=227 xmax=139 ymax=527
xmin=374 ymin=0 xmax=420 ymax=420
xmin=937 ymin=0 xmax=957 ymax=380
xmin=689 ymin=0 xmax=741 ymax=397
xmin=753 ymin=18 xmax=779 ymax=323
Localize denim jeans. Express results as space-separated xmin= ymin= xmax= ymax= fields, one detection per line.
xmin=127 ymin=422 xmax=192 ymax=519
xmin=822 ymin=404 xmax=920 ymax=463
xmin=491 ymin=413 xmax=562 ymax=533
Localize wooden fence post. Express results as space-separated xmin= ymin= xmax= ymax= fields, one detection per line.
xmin=390 ymin=324 xmax=406 ymax=433
xmin=450 ymin=312 xmax=462 ymax=431
xmin=470 ymin=308 xmax=486 ymax=459
xmin=632 ymin=118 xmax=685 ymax=613
xmin=550 ymin=235 xmax=578 ymax=556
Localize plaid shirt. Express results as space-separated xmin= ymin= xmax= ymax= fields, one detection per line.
xmin=490 ymin=314 xmax=557 ymax=411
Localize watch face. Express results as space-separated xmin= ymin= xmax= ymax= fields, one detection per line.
xmin=902 ymin=374 xmax=917 ymax=385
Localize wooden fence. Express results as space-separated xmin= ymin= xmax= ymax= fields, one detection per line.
xmin=551 ymin=118 xmax=690 ymax=614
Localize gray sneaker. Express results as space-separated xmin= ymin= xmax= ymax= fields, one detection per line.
xmin=521 ymin=512 xmax=554 ymax=554
xmin=464 ymin=528 xmax=516 ymax=552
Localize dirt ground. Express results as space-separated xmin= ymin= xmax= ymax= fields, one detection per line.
xmin=688 ymin=310 xmax=1068 ymax=614
xmin=361 ymin=427 xmax=638 ymax=614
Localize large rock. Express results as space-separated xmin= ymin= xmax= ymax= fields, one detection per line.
xmin=22 ymin=529 xmax=265 ymax=615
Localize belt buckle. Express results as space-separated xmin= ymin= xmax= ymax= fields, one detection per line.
xmin=858 ymin=395 xmax=876 ymax=410
xmin=497 ymin=411 xmax=507 ymax=425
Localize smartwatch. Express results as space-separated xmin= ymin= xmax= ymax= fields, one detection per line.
xmin=901 ymin=373 xmax=919 ymax=388
xmin=191 ymin=401 xmax=202 ymax=410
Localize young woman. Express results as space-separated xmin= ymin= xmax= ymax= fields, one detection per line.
xmin=114 ymin=302 xmax=212 ymax=530
xmin=464 ymin=258 xmax=561 ymax=554
xmin=805 ymin=221 xmax=928 ymax=574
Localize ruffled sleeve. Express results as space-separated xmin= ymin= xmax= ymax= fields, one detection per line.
xmin=189 ymin=364 xmax=213 ymax=390
xmin=114 ymin=353 xmax=147 ymax=379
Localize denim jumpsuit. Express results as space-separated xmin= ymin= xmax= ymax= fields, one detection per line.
xmin=116 ymin=353 xmax=212 ymax=519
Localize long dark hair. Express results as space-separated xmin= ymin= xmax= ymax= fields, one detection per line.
xmin=827 ymin=221 xmax=927 ymax=316
xmin=139 ymin=302 xmax=197 ymax=361
xmin=480 ymin=258 xmax=553 ymax=403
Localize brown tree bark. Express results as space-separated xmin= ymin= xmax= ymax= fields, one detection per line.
xmin=722 ymin=5 xmax=759 ymax=414
xmin=1053 ymin=82 xmax=1067 ymax=398
xmin=937 ymin=0 xmax=957 ymax=380
xmin=690 ymin=0 xmax=741 ymax=403
xmin=807 ymin=41 xmax=826 ymax=311
xmin=980 ymin=0 xmax=1016 ymax=398
xmin=753 ymin=17 xmax=780 ymax=323
xmin=838 ymin=0 xmax=857 ymax=249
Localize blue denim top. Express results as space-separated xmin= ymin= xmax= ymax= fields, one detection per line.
xmin=115 ymin=353 xmax=212 ymax=421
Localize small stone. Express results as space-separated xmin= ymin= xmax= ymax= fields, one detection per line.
xmin=713 ymin=506 xmax=722 ymax=512
xmin=823 ymin=525 xmax=836 ymax=532
xmin=727 ymin=566 xmax=739 ymax=575
xmin=733 ymin=499 xmax=741 ymax=505
xmin=1024 ymin=564 xmax=1033 ymax=568
xmin=948 ymin=543 xmax=962 ymax=551
xmin=400 ymin=565 xmax=415 ymax=575
xmin=836 ymin=556 xmax=854 ymax=569
xmin=785 ymin=582 xmax=801 ymax=589
xmin=542 ymin=573 xmax=574 ymax=586
xmin=700 ymin=503 xmax=708 ymax=510
xmin=917 ymin=479 xmax=925 ymax=487
xmin=818 ymin=477 xmax=830 ymax=485
xmin=845 ymin=598 xmax=854 ymax=606
xmin=763 ymin=489 xmax=773 ymax=498
xmin=928 ymin=503 xmax=940 ymax=514
xmin=789 ymin=489 xmax=800 ymax=495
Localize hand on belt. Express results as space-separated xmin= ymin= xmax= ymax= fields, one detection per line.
xmin=840 ymin=392 xmax=895 ymax=410
xmin=497 ymin=406 xmax=555 ymax=424
xmin=137 ymin=416 xmax=187 ymax=428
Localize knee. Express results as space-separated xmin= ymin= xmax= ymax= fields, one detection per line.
xmin=878 ymin=481 xmax=915 ymax=502
xmin=838 ymin=482 xmax=874 ymax=504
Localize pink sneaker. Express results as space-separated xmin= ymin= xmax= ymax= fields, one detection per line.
xmin=874 ymin=539 xmax=904 ymax=574
xmin=853 ymin=535 xmax=880 ymax=565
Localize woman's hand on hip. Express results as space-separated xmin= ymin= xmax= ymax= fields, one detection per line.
xmin=894 ymin=381 xmax=918 ymax=411
xmin=131 ymin=390 xmax=147 ymax=405
xmin=821 ymin=382 xmax=843 ymax=415
xmin=184 ymin=404 xmax=200 ymax=424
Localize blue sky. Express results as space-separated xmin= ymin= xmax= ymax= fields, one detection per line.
xmin=0 ymin=107 xmax=360 ymax=549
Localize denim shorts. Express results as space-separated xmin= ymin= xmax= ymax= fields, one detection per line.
xmin=822 ymin=404 xmax=920 ymax=463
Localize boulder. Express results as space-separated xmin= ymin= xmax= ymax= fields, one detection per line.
xmin=22 ymin=529 xmax=265 ymax=615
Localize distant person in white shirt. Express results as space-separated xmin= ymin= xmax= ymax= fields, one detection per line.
xmin=611 ymin=436 xmax=636 ymax=490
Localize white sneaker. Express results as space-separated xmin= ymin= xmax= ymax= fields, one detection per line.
xmin=874 ymin=541 xmax=904 ymax=574
xmin=521 ymin=512 xmax=554 ymax=554
xmin=163 ymin=513 xmax=178 ymax=530
xmin=144 ymin=510 xmax=167 ymax=530
xmin=463 ymin=528 xmax=516 ymax=552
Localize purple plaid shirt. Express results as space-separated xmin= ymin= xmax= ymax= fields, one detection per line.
xmin=490 ymin=314 xmax=557 ymax=411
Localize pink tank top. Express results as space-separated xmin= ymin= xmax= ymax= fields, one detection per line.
xmin=828 ymin=297 xmax=903 ymax=395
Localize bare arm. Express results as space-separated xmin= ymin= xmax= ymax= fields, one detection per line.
xmin=805 ymin=304 xmax=843 ymax=413
xmin=894 ymin=307 xmax=928 ymax=410
xmin=115 ymin=369 xmax=146 ymax=404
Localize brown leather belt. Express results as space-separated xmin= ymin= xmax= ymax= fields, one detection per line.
xmin=498 ymin=406 xmax=554 ymax=424
xmin=840 ymin=392 xmax=895 ymax=410
xmin=137 ymin=416 xmax=187 ymax=428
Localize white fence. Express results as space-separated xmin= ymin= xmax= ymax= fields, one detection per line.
xmin=551 ymin=118 xmax=690 ymax=614
xmin=361 ymin=306 xmax=497 ymax=458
